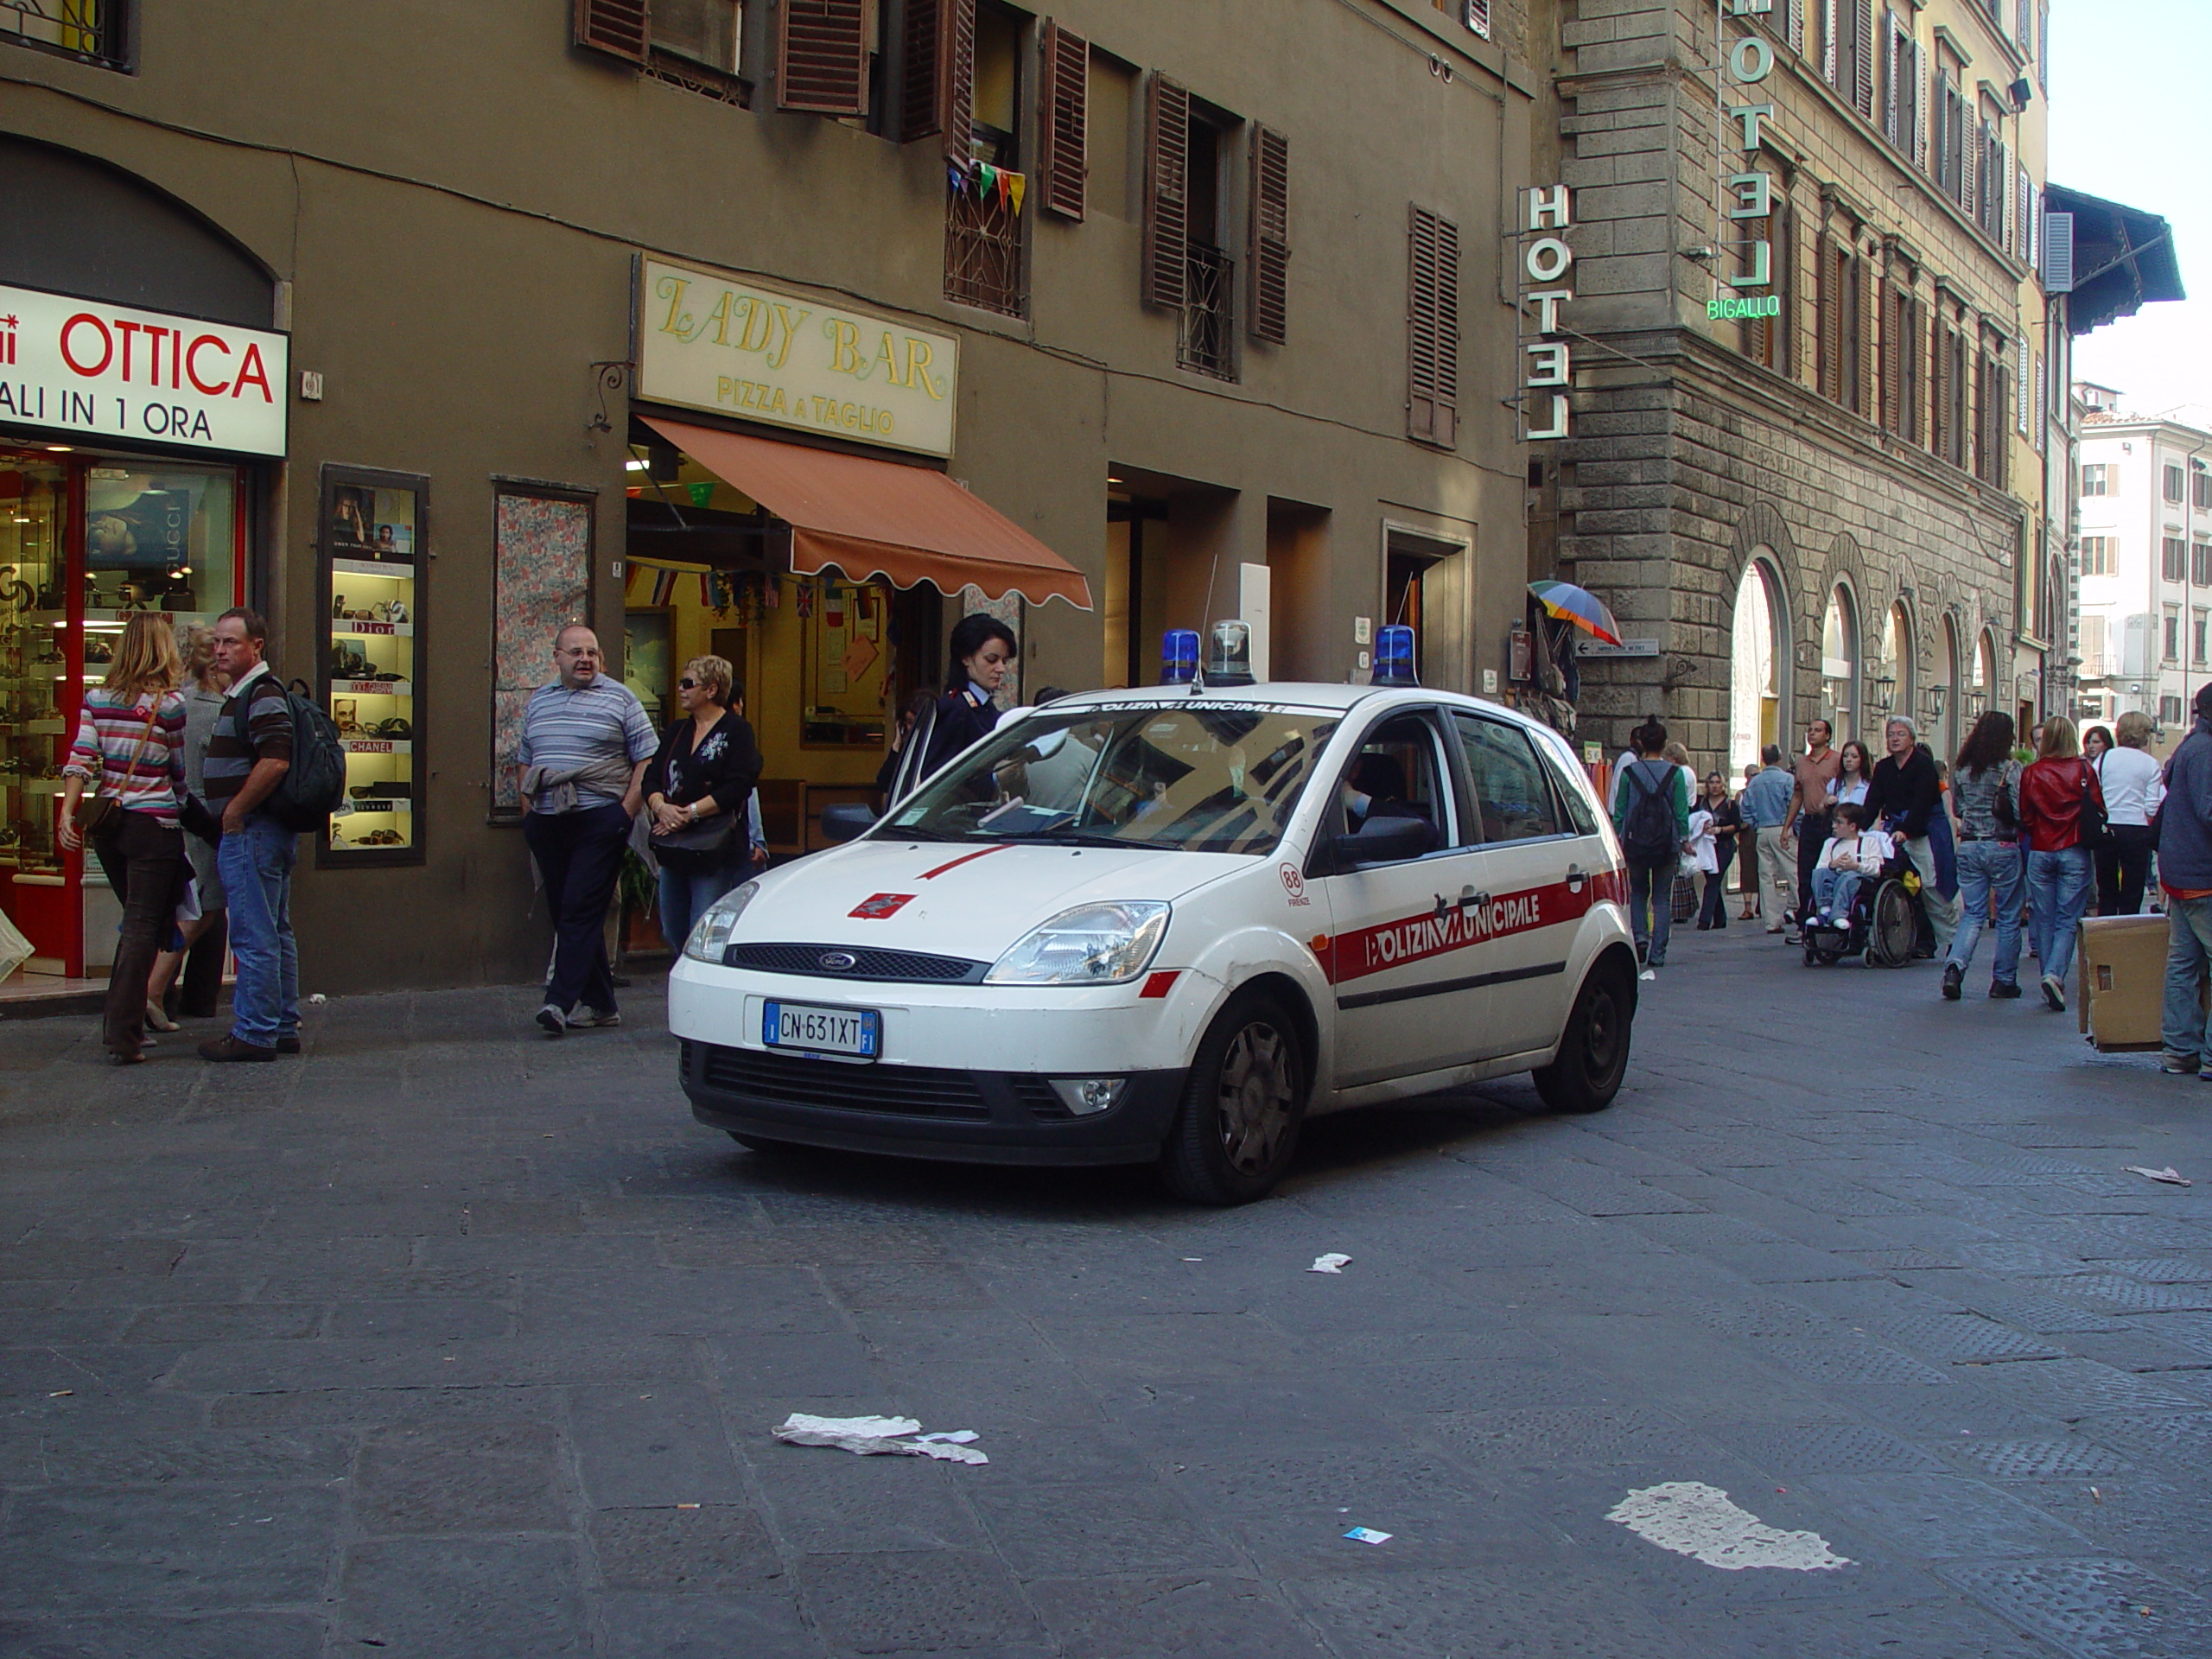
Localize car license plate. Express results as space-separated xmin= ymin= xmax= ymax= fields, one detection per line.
xmin=762 ymin=1000 xmax=880 ymax=1060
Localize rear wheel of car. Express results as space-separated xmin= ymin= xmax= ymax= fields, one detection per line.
xmin=1159 ymin=994 xmax=1306 ymax=1205
xmin=1532 ymin=959 xmax=1633 ymax=1115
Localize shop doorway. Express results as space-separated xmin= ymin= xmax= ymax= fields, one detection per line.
xmin=1729 ymin=555 xmax=1785 ymax=772
xmin=1383 ymin=524 xmax=1471 ymax=693
xmin=0 ymin=446 xmax=247 ymax=982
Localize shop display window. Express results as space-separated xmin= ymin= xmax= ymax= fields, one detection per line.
xmin=318 ymin=466 xmax=425 ymax=864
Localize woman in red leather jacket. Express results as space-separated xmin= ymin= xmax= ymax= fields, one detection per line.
xmin=2017 ymin=715 xmax=2106 ymax=1013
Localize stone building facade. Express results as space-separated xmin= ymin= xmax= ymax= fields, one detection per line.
xmin=1532 ymin=0 xmax=2061 ymax=769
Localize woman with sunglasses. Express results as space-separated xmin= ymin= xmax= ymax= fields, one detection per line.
xmin=643 ymin=654 xmax=762 ymax=954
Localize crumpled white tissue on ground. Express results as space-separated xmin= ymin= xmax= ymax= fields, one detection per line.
xmin=1308 ymin=1253 xmax=1352 ymax=1274
xmin=772 ymin=1413 xmax=989 ymax=1465
xmin=1605 ymin=1481 xmax=1850 ymax=1571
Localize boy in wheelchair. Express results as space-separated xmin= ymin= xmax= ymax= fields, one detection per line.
xmin=1803 ymin=803 xmax=1910 ymax=949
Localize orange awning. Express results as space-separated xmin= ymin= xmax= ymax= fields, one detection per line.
xmin=641 ymin=416 xmax=1091 ymax=609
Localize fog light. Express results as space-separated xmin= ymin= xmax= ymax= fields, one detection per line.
xmin=1047 ymin=1077 xmax=1128 ymax=1116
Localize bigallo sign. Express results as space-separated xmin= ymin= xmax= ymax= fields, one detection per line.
xmin=637 ymin=259 xmax=960 ymax=458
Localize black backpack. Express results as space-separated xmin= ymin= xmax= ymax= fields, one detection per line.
xmin=237 ymin=676 xmax=346 ymax=833
xmin=1619 ymin=760 xmax=1677 ymax=866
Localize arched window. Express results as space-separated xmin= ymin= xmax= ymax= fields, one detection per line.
xmin=1822 ymin=584 xmax=1859 ymax=741
xmin=1974 ymin=629 xmax=1999 ymax=717
xmin=1938 ymin=613 xmax=1961 ymax=759
xmin=1730 ymin=556 xmax=1786 ymax=772
xmin=1878 ymin=601 xmax=1915 ymax=724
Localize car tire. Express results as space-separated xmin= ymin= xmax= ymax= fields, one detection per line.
xmin=1532 ymin=959 xmax=1634 ymax=1115
xmin=1158 ymin=993 xmax=1306 ymax=1206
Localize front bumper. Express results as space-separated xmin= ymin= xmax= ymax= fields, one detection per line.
xmin=679 ymin=1039 xmax=1187 ymax=1165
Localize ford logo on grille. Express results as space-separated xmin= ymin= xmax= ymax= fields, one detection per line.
xmin=817 ymin=950 xmax=858 ymax=971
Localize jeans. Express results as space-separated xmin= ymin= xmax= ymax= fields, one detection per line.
xmin=2026 ymin=846 xmax=2094 ymax=988
xmin=2161 ymin=895 xmax=2212 ymax=1060
xmin=1751 ymin=823 xmax=1794 ymax=924
xmin=1699 ymin=840 xmax=1736 ymax=927
xmin=1795 ymin=810 xmax=1831 ymax=915
xmin=2094 ymin=823 xmax=2155 ymax=916
xmin=524 ymin=801 xmax=632 ymax=1017
xmin=1948 ymin=838 xmax=2024 ymax=986
xmin=91 ymin=808 xmax=184 ymax=1056
xmin=1810 ymin=867 xmax=1864 ymax=919
xmin=216 ymin=813 xmax=299 ymax=1048
xmin=1899 ymin=833 xmax=1960 ymax=952
xmin=658 ymin=852 xmax=747 ymax=959
xmin=1627 ymin=858 xmax=1673 ymax=966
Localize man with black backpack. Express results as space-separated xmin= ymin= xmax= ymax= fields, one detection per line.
xmin=200 ymin=608 xmax=301 ymax=1061
xmin=1611 ymin=716 xmax=1690 ymax=979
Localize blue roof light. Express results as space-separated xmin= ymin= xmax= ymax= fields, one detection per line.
xmin=1159 ymin=628 xmax=1200 ymax=684
xmin=1371 ymin=625 xmax=1418 ymax=686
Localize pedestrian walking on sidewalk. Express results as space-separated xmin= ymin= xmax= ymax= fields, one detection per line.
xmin=1612 ymin=716 xmax=1689 ymax=978
xmin=2092 ymin=711 xmax=2163 ymax=917
xmin=200 ymin=608 xmax=301 ymax=1061
xmin=518 ymin=625 xmax=655 ymax=1038
xmin=57 ymin=613 xmax=188 ymax=1065
xmin=2018 ymin=715 xmax=2105 ymax=1013
xmin=1941 ymin=711 xmax=2024 ymax=1001
xmin=2158 ymin=683 xmax=2212 ymax=1074
xmin=1695 ymin=772 xmax=1739 ymax=930
xmin=146 ymin=624 xmax=229 ymax=1027
xmin=1783 ymin=719 xmax=1842 ymax=931
xmin=642 ymin=653 xmax=763 ymax=954
xmin=1740 ymin=744 xmax=1795 ymax=931
xmin=1862 ymin=715 xmax=1961 ymax=959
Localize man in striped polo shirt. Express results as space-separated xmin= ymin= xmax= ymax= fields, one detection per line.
xmin=518 ymin=625 xmax=655 ymax=1037
xmin=200 ymin=607 xmax=299 ymax=1062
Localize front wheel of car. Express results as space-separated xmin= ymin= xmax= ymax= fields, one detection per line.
xmin=1532 ymin=959 xmax=1633 ymax=1115
xmin=1159 ymin=994 xmax=1306 ymax=1205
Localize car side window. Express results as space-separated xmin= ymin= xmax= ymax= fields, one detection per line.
xmin=1334 ymin=713 xmax=1453 ymax=858
xmin=1451 ymin=714 xmax=1564 ymax=844
xmin=1530 ymin=729 xmax=1602 ymax=836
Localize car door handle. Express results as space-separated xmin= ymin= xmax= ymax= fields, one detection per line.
xmin=1459 ymin=886 xmax=1489 ymax=912
xmin=1566 ymin=864 xmax=1586 ymax=893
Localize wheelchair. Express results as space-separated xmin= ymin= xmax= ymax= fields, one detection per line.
xmin=1801 ymin=848 xmax=1922 ymax=969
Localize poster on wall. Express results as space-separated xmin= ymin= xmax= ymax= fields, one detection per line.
xmin=491 ymin=489 xmax=594 ymax=817
xmin=801 ymin=579 xmax=891 ymax=747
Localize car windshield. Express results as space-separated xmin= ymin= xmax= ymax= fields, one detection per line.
xmin=883 ymin=702 xmax=1341 ymax=855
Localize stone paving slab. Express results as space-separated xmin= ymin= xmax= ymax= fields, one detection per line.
xmin=4 ymin=923 xmax=2212 ymax=1656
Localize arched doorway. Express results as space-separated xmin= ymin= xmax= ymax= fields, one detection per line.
xmin=1973 ymin=629 xmax=1998 ymax=724
xmin=1938 ymin=613 xmax=1961 ymax=760
xmin=1878 ymin=601 xmax=1915 ymax=728
xmin=1729 ymin=556 xmax=1785 ymax=772
xmin=1822 ymin=583 xmax=1859 ymax=744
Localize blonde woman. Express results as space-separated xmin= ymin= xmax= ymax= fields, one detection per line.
xmin=59 ymin=613 xmax=188 ymax=1064
xmin=642 ymin=654 xmax=762 ymax=951
xmin=146 ymin=625 xmax=230 ymax=1025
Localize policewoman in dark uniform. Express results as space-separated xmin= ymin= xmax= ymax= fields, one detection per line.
xmin=918 ymin=613 xmax=1019 ymax=780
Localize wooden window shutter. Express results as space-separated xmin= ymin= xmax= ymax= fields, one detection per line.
xmin=779 ymin=0 xmax=869 ymax=116
xmin=1849 ymin=251 xmax=1869 ymax=415
xmin=1853 ymin=0 xmax=1875 ymax=118
xmin=1037 ymin=21 xmax=1089 ymax=220
xmin=574 ymin=0 xmax=649 ymax=64
xmin=1778 ymin=202 xmax=1798 ymax=379
xmin=1821 ymin=0 xmax=1839 ymax=85
xmin=1248 ymin=125 xmax=1291 ymax=346
xmin=1880 ymin=16 xmax=1897 ymax=143
xmin=1785 ymin=0 xmax=1804 ymax=53
xmin=1815 ymin=230 xmax=1840 ymax=404
xmin=1903 ymin=295 xmax=1923 ymax=443
xmin=1928 ymin=316 xmax=1946 ymax=458
xmin=1141 ymin=74 xmax=1191 ymax=310
xmin=901 ymin=0 xmax=974 ymax=153
xmin=1465 ymin=0 xmax=1493 ymax=40
xmin=1911 ymin=42 xmax=1928 ymax=170
xmin=1408 ymin=205 xmax=1460 ymax=447
xmin=1878 ymin=277 xmax=1899 ymax=432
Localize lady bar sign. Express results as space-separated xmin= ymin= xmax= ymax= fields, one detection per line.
xmin=0 ymin=283 xmax=289 ymax=458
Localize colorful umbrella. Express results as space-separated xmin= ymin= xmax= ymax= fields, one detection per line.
xmin=1529 ymin=580 xmax=1623 ymax=646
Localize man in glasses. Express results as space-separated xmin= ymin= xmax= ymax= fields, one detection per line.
xmin=517 ymin=625 xmax=656 ymax=1036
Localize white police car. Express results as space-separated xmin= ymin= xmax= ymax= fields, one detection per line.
xmin=669 ymin=628 xmax=1637 ymax=1205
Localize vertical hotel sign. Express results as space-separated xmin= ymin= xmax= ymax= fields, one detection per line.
xmin=0 ymin=283 xmax=289 ymax=457
xmin=1710 ymin=1 xmax=1783 ymax=325
xmin=1516 ymin=188 xmax=1575 ymax=441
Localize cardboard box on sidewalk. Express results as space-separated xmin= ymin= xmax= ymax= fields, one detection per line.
xmin=2077 ymin=913 xmax=2194 ymax=1052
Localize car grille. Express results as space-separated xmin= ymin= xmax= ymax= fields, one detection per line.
xmin=690 ymin=1042 xmax=990 ymax=1120
xmin=1011 ymin=1077 xmax=1071 ymax=1121
xmin=721 ymin=942 xmax=988 ymax=982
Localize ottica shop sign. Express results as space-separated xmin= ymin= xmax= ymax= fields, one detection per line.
xmin=0 ymin=284 xmax=289 ymax=458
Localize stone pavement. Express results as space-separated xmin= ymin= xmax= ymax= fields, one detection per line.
xmin=3 ymin=922 xmax=2210 ymax=1659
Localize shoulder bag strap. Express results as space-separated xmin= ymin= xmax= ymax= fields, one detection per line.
xmin=97 ymin=700 xmax=164 ymax=802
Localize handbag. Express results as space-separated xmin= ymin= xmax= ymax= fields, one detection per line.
xmin=73 ymin=701 xmax=162 ymax=838
xmin=2078 ymin=758 xmax=2116 ymax=853
xmin=651 ymin=805 xmax=740 ymax=868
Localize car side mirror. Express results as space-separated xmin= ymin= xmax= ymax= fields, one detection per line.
xmin=1330 ymin=814 xmax=1433 ymax=868
xmin=820 ymin=803 xmax=877 ymax=843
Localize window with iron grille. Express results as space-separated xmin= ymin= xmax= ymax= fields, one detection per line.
xmin=943 ymin=1 xmax=1026 ymax=318
xmin=2164 ymin=537 xmax=2188 ymax=583
xmin=1166 ymin=106 xmax=1236 ymax=380
xmin=1 ymin=0 xmax=130 ymax=70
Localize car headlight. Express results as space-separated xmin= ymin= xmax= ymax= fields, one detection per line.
xmin=985 ymin=901 xmax=1170 ymax=985
xmin=683 ymin=880 xmax=760 ymax=963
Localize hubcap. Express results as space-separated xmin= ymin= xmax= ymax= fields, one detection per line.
xmin=1584 ymin=986 xmax=1622 ymax=1074
xmin=1216 ymin=1020 xmax=1294 ymax=1173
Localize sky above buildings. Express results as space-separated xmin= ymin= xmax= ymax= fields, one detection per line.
xmin=2051 ymin=0 xmax=2208 ymax=422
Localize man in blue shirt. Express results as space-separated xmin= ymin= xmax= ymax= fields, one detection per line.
xmin=1738 ymin=745 xmax=1796 ymax=933
xmin=518 ymin=625 xmax=656 ymax=1037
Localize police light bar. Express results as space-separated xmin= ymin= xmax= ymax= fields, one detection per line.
xmin=1159 ymin=628 xmax=1199 ymax=684
xmin=1371 ymin=625 xmax=1418 ymax=686
xmin=1204 ymin=620 xmax=1256 ymax=687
